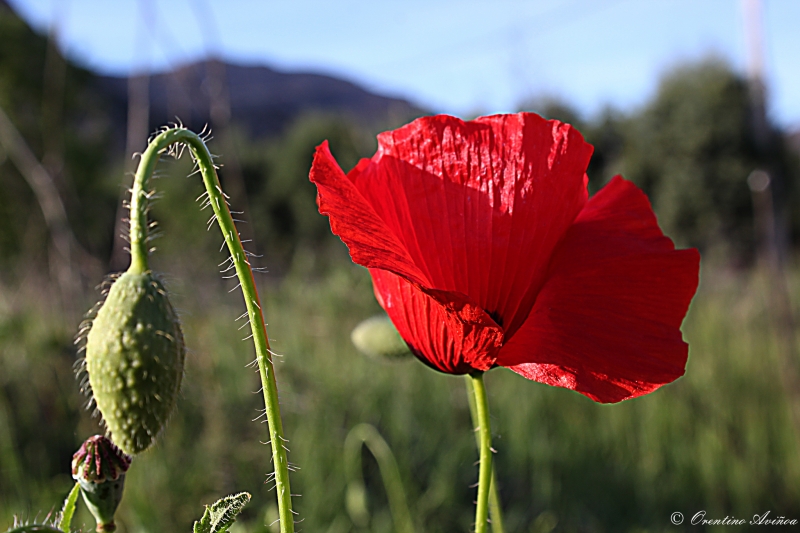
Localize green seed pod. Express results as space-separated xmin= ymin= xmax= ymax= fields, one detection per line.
xmin=72 ymin=435 xmax=132 ymax=533
xmin=84 ymin=270 xmax=185 ymax=455
xmin=350 ymin=315 xmax=412 ymax=360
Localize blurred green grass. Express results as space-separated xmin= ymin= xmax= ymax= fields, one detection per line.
xmin=2 ymin=255 xmax=799 ymax=533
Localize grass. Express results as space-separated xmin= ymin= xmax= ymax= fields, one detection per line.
xmin=2 ymin=254 xmax=799 ymax=533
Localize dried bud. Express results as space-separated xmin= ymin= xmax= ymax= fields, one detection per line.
xmin=84 ymin=270 xmax=185 ymax=454
xmin=72 ymin=435 xmax=132 ymax=532
xmin=351 ymin=315 xmax=412 ymax=360
xmin=72 ymin=435 xmax=132 ymax=482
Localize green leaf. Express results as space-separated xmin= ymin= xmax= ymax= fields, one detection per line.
xmin=193 ymin=492 xmax=251 ymax=533
xmin=57 ymin=482 xmax=81 ymax=532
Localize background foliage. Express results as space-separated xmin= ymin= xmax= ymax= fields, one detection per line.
xmin=2 ymin=4 xmax=800 ymax=533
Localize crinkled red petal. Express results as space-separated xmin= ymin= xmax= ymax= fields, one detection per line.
xmin=370 ymin=269 xmax=504 ymax=374
xmin=353 ymin=113 xmax=592 ymax=336
xmin=497 ymin=176 xmax=700 ymax=403
xmin=310 ymin=141 xmax=503 ymax=374
xmin=309 ymin=142 xmax=429 ymax=286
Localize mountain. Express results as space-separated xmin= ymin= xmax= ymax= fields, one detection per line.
xmin=0 ymin=0 xmax=426 ymax=271
xmin=96 ymin=59 xmax=425 ymax=140
xmin=789 ymin=129 xmax=800 ymax=156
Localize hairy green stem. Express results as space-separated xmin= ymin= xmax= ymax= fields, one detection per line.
xmin=129 ymin=128 xmax=295 ymax=533
xmin=464 ymin=377 xmax=504 ymax=533
xmin=469 ymin=372 xmax=493 ymax=533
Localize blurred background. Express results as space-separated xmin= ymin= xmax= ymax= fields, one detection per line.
xmin=1 ymin=0 xmax=799 ymax=532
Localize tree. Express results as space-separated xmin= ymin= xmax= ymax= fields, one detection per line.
xmin=613 ymin=59 xmax=785 ymax=256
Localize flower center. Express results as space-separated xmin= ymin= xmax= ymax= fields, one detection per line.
xmin=487 ymin=311 xmax=503 ymax=328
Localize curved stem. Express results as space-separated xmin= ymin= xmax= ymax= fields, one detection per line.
xmin=129 ymin=128 xmax=295 ymax=533
xmin=469 ymin=372 xmax=493 ymax=533
xmin=464 ymin=377 xmax=505 ymax=533
xmin=344 ymin=423 xmax=415 ymax=533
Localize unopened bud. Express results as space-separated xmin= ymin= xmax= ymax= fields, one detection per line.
xmin=84 ymin=270 xmax=186 ymax=454
xmin=351 ymin=315 xmax=412 ymax=360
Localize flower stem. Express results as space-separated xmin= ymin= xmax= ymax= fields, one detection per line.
xmin=129 ymin=128 xmax=295 ymax=533
xmin=468 ymin=372 xmax=493 ymax=533
xmin=344 ymin=423 xmax=415 ymax=533
xmin=464 ymin=376 xmax=505 ymax=533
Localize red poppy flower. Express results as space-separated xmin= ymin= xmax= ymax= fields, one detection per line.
xmin=309 ymin=113 xmax=700 ymax=403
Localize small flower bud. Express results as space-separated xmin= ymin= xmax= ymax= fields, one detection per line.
xmin=72 ymin=435 xmax=132 ymax=532
xmin=351 ymin=315 xmax=412 ymax=360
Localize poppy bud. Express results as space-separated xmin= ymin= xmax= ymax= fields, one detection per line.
xmin=84 ymin=270 xmax=185 ymax=454
xmin=72 ymin=435 xmax=132 ymax=532
xmin=351 ymin=315 xmax=412 ymax=360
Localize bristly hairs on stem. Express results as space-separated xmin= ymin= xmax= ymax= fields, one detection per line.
xmin=8 ymin=505 xmax=65 ymax=533
xmin=464 ymin=376 xmax=505 ymax=533
xmin=126 ymin=127 xmax=296 ymax=533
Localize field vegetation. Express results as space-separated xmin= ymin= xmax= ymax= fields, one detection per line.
xmin=2 ymin=3 xmax=800 ymax=531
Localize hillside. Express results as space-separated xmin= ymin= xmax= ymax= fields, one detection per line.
xmin=97 ymin=59 xmax=424 ymax=140
xmin=1 ymin=0 xmax=424 ymax=145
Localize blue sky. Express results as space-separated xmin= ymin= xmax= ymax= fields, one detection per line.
xmin=7 ymin=0 xmax=800 ymax=129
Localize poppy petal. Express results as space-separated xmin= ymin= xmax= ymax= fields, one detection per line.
xmin=497 ymin=176 xmax=700 ymax=403
xmin=312 ymin=139 xmax=505 ymax=375
xmin=371 ymin=269 xmax=504 ymax=374
xmin=310 ymin=142 xmax=429 ymax=287
xmin=351 ymin=114 xmax=592 ymax=336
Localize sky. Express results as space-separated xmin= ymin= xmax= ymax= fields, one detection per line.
xmin=7 ymin=0 xmax=800 ymax=130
